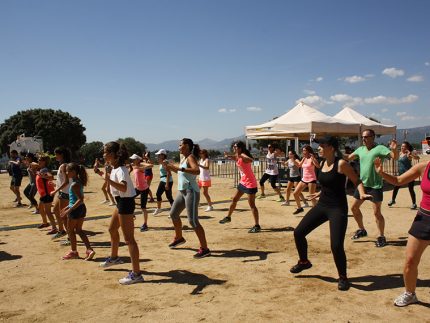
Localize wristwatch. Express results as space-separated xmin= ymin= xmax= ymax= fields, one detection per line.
xmin=181 ymin=167 xmax=185 ymax=172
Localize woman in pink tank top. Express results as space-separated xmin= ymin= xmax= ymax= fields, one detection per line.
xmin=375 ymin=148 xmax=430 ymax=307
xmin=293 ymin=145 xmax=320 ymax=214
xmin=219 ymin=141 xmax=261 ymax=233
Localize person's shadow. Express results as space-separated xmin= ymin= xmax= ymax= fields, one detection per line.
xmin=0 ymin=251 xmax=22 ymax=262
xmin=296 ymin=273 xmax=430 ymax=307
xmin=175 ymin=247 xmax=276 ymax=262
xmin=142 ymin=269 xmax=227 ymax=295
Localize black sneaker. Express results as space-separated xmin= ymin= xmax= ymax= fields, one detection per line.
xmin=290 ymin=261 xmax=312 ymax=273
xmin=248 ymin=225 xmax=261 ymax=233
xmin=338 ymin=277 xmax=350 ymax=291
xmin=219 ymin=216 xmax=231 ymax=224
xmin=351 ymin=229 xmax=367 ymax=240
xmin=375 ymin=236 xmax=387 ymax=248
xmin=168 ymin=237 xmax=186 ymax=249
xmin=411 ymin=204 xmax=417 ymax=210
xmin=293 ymin=208 xmax=304 ymax=215
xmin=387 ymin=200 xmax=396 ymax=207
xmin=193 ymin=247 xmax=211 ymax=259
xmin=140 ymin=223 xmax=148 ymax=232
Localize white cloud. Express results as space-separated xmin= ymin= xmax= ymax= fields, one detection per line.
xmin=401 ymin=115 xmax=416 ymax=121
xmin=407 ymin=75 xmax=424 ymax=82
xmin=330 ymin=94 xmax=363 ymax=106
xmin=343 ymin=75 xmax=366 ymax=83
xmin=311 ymin=76 xmax=323 ymax=82
xmin=381 ymin=118 xmax=392 ymax=123
xmin=396 ymin=112 xmax=407 ymax=116
xmin=303 ymin=89 xmax=316 ymax=95
xmin=381 ymin=108 xmax=389 ymax=113
xmin=365 ymin=74 xmax=375 ymax=78
xmin=295 ymin=95 xmax=329 ymax=107
xmin=218 ymin=108 xmax=236 ymax=113
xmin=425 ymin=62 xmax=430 ymax=66
xmin=364 ymin=94 xmax=418 ymax=105
xmin=246 ymin=106 xmax=262 ymax=112
xmin=382 ymin=67 xmax=405 ymax=78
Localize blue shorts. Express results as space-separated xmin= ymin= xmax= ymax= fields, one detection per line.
xmin=69 ymin=204 xmax=87 ymax=220
xmin=238 ymin=183 xmax=258 ymax=195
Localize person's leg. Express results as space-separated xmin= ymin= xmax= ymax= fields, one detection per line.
xmin=53 ymin=196 xmax=65 ymax=232
xmin=44 ymin=202 xmax=57 ymax=230
xmin=29 ymin=184 xmax=38 ymax=208
xmin=101 ymin=182 xmax=109 ymax=200
xmin=38 ymin=203 xmax=48 ymax=224
xmin=308 ymin=183 xmax=317 ymax=206
xmin=403 ymin=235 xmax=429 ymax=293
xmin=109 ymin=209 xmax=121 ymax=258
xmin=293 ymin=182 xmax=306 ymax=209
xmin=372 ymin=201 xmax=385 ymax=237
xmin=76 ymin=217 xmax=92 ymax=250
xmin=23 ymin=184 xmax=32 ymax=205
xmin=165 ymin=183 xmax=174 ymax=205
xmin=67 ymin=218 xmax=78 ymax=252
xmin=185 ymin=190 xmax=208 ymax=249
xmin=407 ymin=181 xmax=416 ymax=205
xmin=351 ymin=198 xmax=365 ymax=230
xmin=60 ymin=198 xmax=69 ymax=233
xmin=203 ymin=186 xmax=212 ymax=206
xmin=294 ymin=206 xmax=327 ymax=261
xmin=147 ymin=177 xmax=154 ymax=201
xmin=106 ymin=184 xmax=116 ymax=204
xmin=247 ymin=193 xmax=259 ymax=226
xmin=327 ymin=208 xmax=348 ymax=277
xmin=169 ymin=193 xmax=186 ymax=240
xmin=141 ymin=189 xmax=149 ymax=226
xmin=118 ymin=214 xmax=140 ymax=274
xmin=155 ymin=182 xmax=164 ymax=210
xmin=390 ymin=186 xmax=400 ymax=203
xmin=285 ymin=181 xmax=293 ymax=201
xmin=13 ymin=185 xmax=22 ymax=204
xmin=227 ymin=190 xmax=244 ymax=217
xmin=259 ymin=174 xmax=268 ymax=197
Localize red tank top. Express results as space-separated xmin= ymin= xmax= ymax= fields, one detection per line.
xmin=420 ymin=162 xmax=430 ymax=212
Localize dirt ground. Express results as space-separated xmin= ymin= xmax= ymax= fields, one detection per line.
xmin=1 ymin=160 xmax=430 ymax=322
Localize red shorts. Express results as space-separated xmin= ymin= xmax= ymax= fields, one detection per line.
xmin=198 ymin=180 xmax=211 ymax=188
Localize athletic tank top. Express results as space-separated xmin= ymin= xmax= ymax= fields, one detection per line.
xmin=199 ymin=159 xmax=211 ymax=181
xmin=398 ymin=154 xmax=412 ymax=175
xmin=420 ymin=162 xmax=430 ymax=212
xmin=69 ymin=179 xmax=83 ymax=207
xmin=133 ymin=168 xmax=148 ymax=191
xmin=265 ymin=152 xmax=279 ymax=175
xmin=317 ymin=158 xmax=347 ymax=210
xmin=56 ymin=164 xmax=71 ymax=193
xmin=178 ymin=159 xmax=200 ymax=192
xmin=287 ymin=159 xmax=300 ymax=178
xmin=301 ymin=157 xmax=317 ymax=182
xmin=159 ymin=164 xmax=173 ymax=183
xmin=237 ymin=157 xmax=257 ymax=188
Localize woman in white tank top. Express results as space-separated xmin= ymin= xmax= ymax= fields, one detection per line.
xmin=198 ymin=149 xmax=213 ymax=211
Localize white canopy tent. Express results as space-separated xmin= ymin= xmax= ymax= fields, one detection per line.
xmin=333 ymin=107 xmax=396 ymax=136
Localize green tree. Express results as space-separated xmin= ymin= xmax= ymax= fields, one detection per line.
xmin=117 ymin=137 xmax=147 ymax=156
xmin=80 ymin=141 xmax=104 ymax=166
xmin=0 ymin=109 xmax=86 ymax=154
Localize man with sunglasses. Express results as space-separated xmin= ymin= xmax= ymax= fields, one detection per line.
xmin=345 ymin=129 xmax=398 ymax=247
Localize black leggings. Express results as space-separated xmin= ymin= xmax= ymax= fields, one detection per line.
xmin=24 ymin=183 xmax=38 ymax=206
xmin=294 ymin=204 xmax=348 ymax=277
xmin=156 ymin=181 xmax=174 ymax=205
xmin=391 ymin=181 xmax=416 ymax=204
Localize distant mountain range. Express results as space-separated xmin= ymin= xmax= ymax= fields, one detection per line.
xmin=145 ymin=125 xmax=430 ymax=151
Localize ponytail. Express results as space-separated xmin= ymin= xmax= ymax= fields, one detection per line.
xmin=104 ymin=141 xmax=129 ymax=166
xmin=182 ymin=138 xmax=200 ymax=158
xmin=66 ymin=163 xmax=88 ymax=186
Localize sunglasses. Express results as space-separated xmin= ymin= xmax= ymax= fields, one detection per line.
xmin=362 ymin=135 xmax=373 ymax=139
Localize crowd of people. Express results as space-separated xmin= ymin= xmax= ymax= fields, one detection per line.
xmin=6 ymin=132 xmax=430 ymax=307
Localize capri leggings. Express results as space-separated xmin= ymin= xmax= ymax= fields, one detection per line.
xmin=294 ymin=204 xmax=348 ymax=276
xmin=156 ymin=181 xmax=174 ymax=205
xmin=169 ymin=189 xmax=200 ymax=228
xmin=24 ymin=183 xmax=38 ymax=206
xmin=391 ymin=181 xmax=416 ymax=204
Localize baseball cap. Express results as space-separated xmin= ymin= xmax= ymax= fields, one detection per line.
xmin=155 ymin=149 xmax=167 ymax=155
xmin=130 ymin=154 xmax=142 ymax=160
xmin=313 ymin=136 xmax=339 ymax=150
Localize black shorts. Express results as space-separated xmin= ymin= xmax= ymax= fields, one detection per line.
xmin=115 ymin=196 xmax=135 ymax=215
xmin=59 ymin=192 xmax=70 ymax=200
xmin=237 ymin=183 xmax=258 ymax=195
xmin=40 ymin=195 xmax=54 ymax=204
xmin=135 ymin=188 xmax=149 ymax=209
xmin=409 ymin=210 xmax=430 ymax=240
xmin=353 ymin=186 xmax=383 ymax=203
xmin=288 ymin=176 xmax=301 ymax=183
xmin=301 ymin=180 xmax=317 ymax=184
xmin=11 ymin=176 xmax=22 ymax=187
xmin=259 ymin=173 xmax=278 ymax=189
xmin=69 ymin=204 xmax=87 ymax=220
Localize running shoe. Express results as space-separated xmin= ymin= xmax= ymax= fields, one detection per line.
xmin=15 ymin=202 xmax=23 ymax=208
xmin=47 ymin=228 xmax=58 ymax=235
xmin=100 ymin=200 xmax=109 ymax=204
xmin=119 ymin=271 xmax=144 ymax=285
xmin=387 ymin=200 xmax=396 ymax=207
xmin=37 ymin=223 xmax=49 ymax=229
xmin=108 ymin=202 xmax=116 ymax=206
xmin=290 ymin=261 xmax=312 ymax=273
xmin=394 ymin=291 xmax=418 ymax=307
xmin=140 ymin=223 xmax=148 ymax=232
xmin=205 ymin=206 xmax=214 ymax=212
xmin=32 ymin=209 xmax=40 ymax=214
xmin=99 ymin=257 xmax=124 ymax=268
xmin=303 ymin=201 xmax=309 ymax=208
xmin=52 ymin=230 xmax=67 ymax=240
xmin=193 ymin=247 xmax=211 ymax=259
xmin=276 ymin=196 xmax=285 ymax=202
xmin=248 ymin=225 xmax=261 ymax=233
xmin=168 ymin=237 xmax=186 ymax=248
xmin=153 ymin=208 xmax=161 ymax=215
xmin=84 ymin=249 xmax=96 ymax=261
xmin=219 ymin=216 xmax=231 ymax=224
xmin=256 ymin=194 xmax=266 ymax=199
xmin=62 ymin=250 xmax=79 ymax=260
xmin=351 ymin=229 xmax=367 ymax=240
xmin=375 ymin=236 xmax=387 ymax=248
xmin=281 ymin=201 xmax=290 ymax=206
xmin=60 ymin=238 xmax=71 ymax=246
xmin=293 ymin=208 xmax=304 ymax=215
xmin=411 ymin=204 xmax=417 ymax=210
xmin=338 ymin=277 xmax=350 ymax=291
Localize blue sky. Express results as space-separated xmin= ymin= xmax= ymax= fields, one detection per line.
xmin=1 ymin=0 xmax=429 ymax=144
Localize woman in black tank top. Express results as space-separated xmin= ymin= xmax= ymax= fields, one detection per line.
xmin=290 ymin=136 xmax=370 ymax=291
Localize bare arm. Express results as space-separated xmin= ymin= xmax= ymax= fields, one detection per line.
xmin=198 ymin=159 xmax=210 ymax=170
xmin=344 ymin=152 xmax=357 ymax=161
xmin=339 ymin=160 xmax=369 ymax=199
xmin=240 ymin=153 xmax=254 ymax=164
xmin=374 ymin=157 xmax=425 ymax=186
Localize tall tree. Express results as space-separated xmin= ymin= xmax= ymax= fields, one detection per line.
xmin=0 ymin=109 xmax=86 ymax=154
xmin=117 ymin=137 xmax=147 ymax=156
xmin=79 ymin=141 xmax=104 ymax=166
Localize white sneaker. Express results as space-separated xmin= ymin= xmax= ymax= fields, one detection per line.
xmin=205 ymin=206 xmax=214 ymax=212
xmin=281 ymin=201 xmax=290 ymax=206
xmin=394 ymin=291 xmax=418 ymax=307
xmin=32 ymin=210 xmax=40 ymax=214
xmin=153 ymin=208 xmax=161 ymax=215
xmin=303 ymin=201 xmax=309 ymax=207
xmin=100 ymin=200 xmax=109 ymax=204
xmin=119 ymin=271 xmax=144 ymax=285
xmin=99 ymin=257 xmax=124 ymax=268
xmin=108 ymin=202 xmax=116 ymax=206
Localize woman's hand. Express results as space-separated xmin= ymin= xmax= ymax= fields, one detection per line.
xmin=374 ymin=157 xmax=383 ymax=174
xmin=306 ymin=193 xmax=319 ymax=201
xmin=60 ymin=206 xmax=70 ymax=218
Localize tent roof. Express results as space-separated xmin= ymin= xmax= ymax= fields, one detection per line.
xmin=333 ymin=107 xmax=396 ymax=135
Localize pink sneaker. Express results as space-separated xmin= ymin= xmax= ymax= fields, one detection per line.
xmin=62 ymin=250 xmax=79 ymax=260
xmin=84 ymin=249 xmax=96 ymax=261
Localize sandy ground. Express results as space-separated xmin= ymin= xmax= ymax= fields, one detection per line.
xmin=1 ymin=161 xmax=430 ymax=322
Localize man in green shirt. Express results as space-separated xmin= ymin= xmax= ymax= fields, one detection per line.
xmin=346 ymin=129 xmax=398 ymax=247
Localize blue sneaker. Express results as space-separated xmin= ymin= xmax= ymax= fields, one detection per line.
xmin=99 ymin=257 xmax=124 ymax=268
xmin=119 ymin=271 xmax=144 ymax=285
